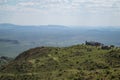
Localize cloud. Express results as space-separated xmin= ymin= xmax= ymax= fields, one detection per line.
xmin=0 ymin=5 xmax=17 ymax=11
xmin=0 ymin=0 xmax=120 ymax=15
xmin=0 ymin=0 xmax=120 ymax=26
xmin=0 ymin=0 xmax=8 ymax=4
xmin=18 ymin=2 xmax=39 ymax=6
xmin=0 ymin=0 xmax=7 ymax=3
xmin=1 ymin=0 xmax=120 ymax=13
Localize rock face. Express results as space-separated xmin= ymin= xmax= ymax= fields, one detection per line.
xmin=0 ymin=45 xmax=120 ymax=80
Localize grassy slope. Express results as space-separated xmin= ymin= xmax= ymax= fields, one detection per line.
xmin=0 ymin=44 xmax=120 ymax=80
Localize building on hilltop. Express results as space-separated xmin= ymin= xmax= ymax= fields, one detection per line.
xmin=85 ymin=41 xmax=104 ymax=46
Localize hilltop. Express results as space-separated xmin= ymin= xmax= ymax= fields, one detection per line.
xmin=0 ymin=44 xmax=120 ymax=80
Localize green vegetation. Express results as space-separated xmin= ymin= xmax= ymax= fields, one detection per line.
xmin=0 ymin=56 xmax=13 ymax=69
xmin=0 ymin=44 xmax=120 ymax=80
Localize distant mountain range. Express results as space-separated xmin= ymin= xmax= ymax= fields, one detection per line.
xmin=0 ymin=38 xmax=19 ymax=44
xmin=0 ymin=23 xmax=68 ymax=28
xmin=0 ymin=23 xmax=120 ymax=57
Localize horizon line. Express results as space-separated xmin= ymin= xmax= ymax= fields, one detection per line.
xmin=0 ymin=23 xmax=120 ymax=28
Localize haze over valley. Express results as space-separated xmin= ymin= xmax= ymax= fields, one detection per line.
xmin=0 ymin=23 xmax=120 ymax=57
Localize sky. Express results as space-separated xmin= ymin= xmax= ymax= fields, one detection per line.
xmin=0 ymin=0 xmax=120 ymax=27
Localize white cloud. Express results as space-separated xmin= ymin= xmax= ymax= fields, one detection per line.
xmin=1 ymin=0 xmax=119 ymax=14
xmin=0 ymin=0 xmax=8 ymax=3
xmin=18 ymin=2 xmax=39 ymax=6
xmin=0 ymin=0 xmax=120 ymax=26
xmin=0 ymin=5 xmax=17 ymax=12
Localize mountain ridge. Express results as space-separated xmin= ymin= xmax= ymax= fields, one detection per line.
xmin=0 ymin=23 xmax=69 ymax=28
xmin=1 ymin=23 xmax=120 ymax=29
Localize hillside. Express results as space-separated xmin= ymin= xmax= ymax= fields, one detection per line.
xmin=0 ymin=56 xmax=13 ymax=69
xmin=0 ymin=44 xmax=120 ymax=80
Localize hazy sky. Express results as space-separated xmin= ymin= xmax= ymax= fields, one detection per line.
xmin=0 ymin=0 xmax=120 ymax=26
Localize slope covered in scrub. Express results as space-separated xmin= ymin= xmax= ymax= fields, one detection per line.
xmin=0 ymin=44 xmax=120 ymax=80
